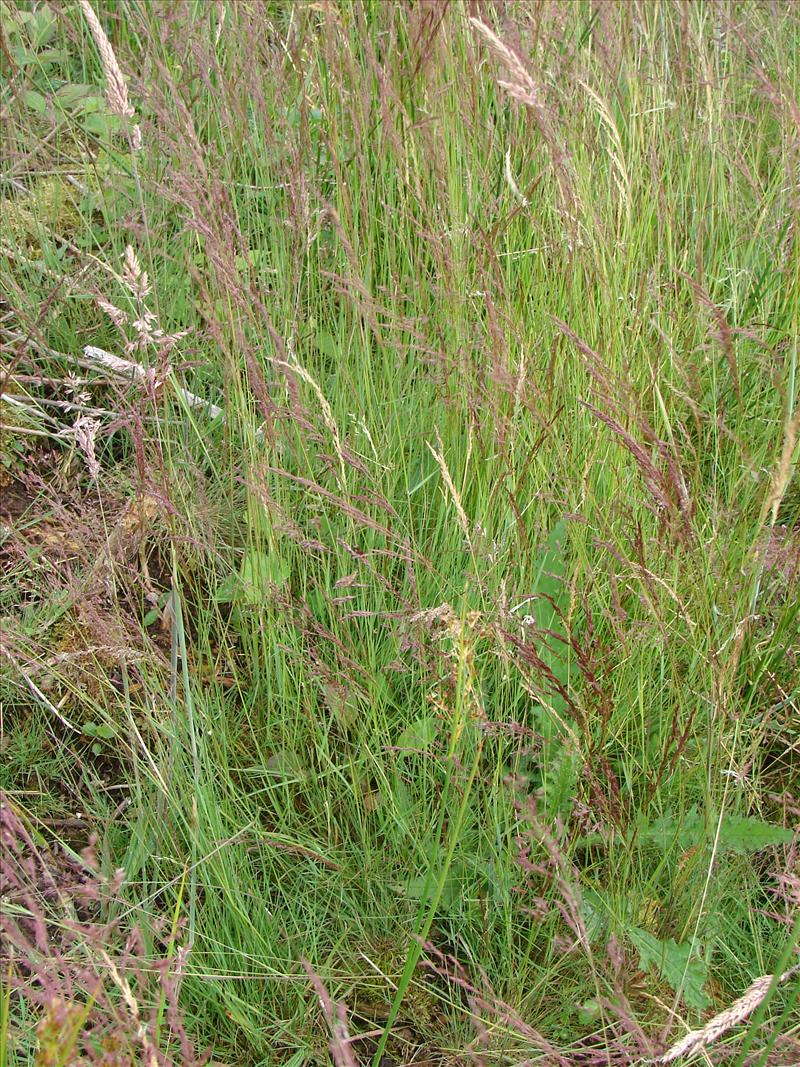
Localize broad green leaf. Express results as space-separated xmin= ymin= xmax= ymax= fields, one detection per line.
xmin=55 ymin=83 xmax=96 ymax=108
xmin=576 ymin=999 xmax=602 ymax=1025
xmin=315 ymin=330 xmax=339 ymax=361
xmin=28 ymin=6 xmax=56 ymax=47
xmin=629 ymin=927 xmax=710 ymax=1011
xmin=82 ymin=722 xmax=115 ymax=739
xmin=215 ymin=551 xmax=289 ymax=605
xmin=82 ymin=112 xmax=119 ymax=137
xmin=239 ymin=549 xmax=290 ymax=603
xmin=402 ymin=861 xmax=465 ymax=908
xmin=36 ymin=48 xmax=68 ymax=64
xmin=580 ymin=888 xmax=608 ymax=944
xmin=395 ymin=715 xmax=438 ymax=754
xmin=265 ymin=748 xmax=308 ymax=782
xmin=23 ymin=89 xmax=47 ymax=113
xmin=214 ymin=572 xmax=239 ymax=604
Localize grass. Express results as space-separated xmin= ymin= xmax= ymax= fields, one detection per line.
xmin=1 ymin=1 xmax=799 ymax=1064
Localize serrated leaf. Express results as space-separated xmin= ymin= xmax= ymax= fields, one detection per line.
xmin=629 ymin=927 xmax=710 ymax=1011
xmin=540 ymin=742 xmax=579 ymax=818
xmin=642 ymin=808 xmax=793 ymax=855
xmin=641 ymin=810 xmax=697 ymax=851
xmin=10 ymin=46 xmax=36 ymax=66
xmin=716 ymin=815 xmax=794 ymax=854
xmin=28 ymin=7 xmax=56 ymax=47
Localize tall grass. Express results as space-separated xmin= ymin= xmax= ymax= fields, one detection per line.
xmin=1 ymin=1 xmax=799 ymax=1064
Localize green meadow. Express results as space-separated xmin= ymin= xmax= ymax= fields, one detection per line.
xmin=1 ymin=2 xmax=798 ymax=1063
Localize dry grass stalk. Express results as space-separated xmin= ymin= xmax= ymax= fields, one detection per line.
xmin=504 ymin=147 xmax=529 ymax=206
xmin=97 ymin=949 xmax=159 ymax=1067
xmin=83 ymin=345 xmax=225 ymax=423
xmin=301 ymin=960 xmax=358 ymax=1067
xmin=658 ymin=964 xmax=800 ymax=1063
xmin=72 ymin=415 xmax=101 ymax=481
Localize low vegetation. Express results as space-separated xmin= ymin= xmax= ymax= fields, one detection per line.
xmin=1 ymin=1 xmax=798 ymax=1064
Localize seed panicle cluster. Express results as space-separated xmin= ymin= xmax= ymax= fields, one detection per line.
xmin=658 ymin=964 xmax=800 ymax=1063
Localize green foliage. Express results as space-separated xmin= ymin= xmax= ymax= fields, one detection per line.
xmin=628 ymin=928 xmax=711 ymax=1012
xmin=642 ymin=809 xmax=795 ymax=856
xmin=215 ymin=549 xmax=291 ymax=607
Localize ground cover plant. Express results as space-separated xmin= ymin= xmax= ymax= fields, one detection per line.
xmin=1 ymin=1 xmax=799 ymax=1063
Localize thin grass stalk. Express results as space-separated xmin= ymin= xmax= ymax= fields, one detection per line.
xmin=371 ymin=610 xmax=485 ymax=1066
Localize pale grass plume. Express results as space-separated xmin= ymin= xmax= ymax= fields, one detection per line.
xmin=83 ymin=345 xmax=224 ymax=423
xmin=79 ymin=0 xmax=141 ymax=146
xmin=761 ymin=408 xmax=800 ymax=528
xmin=72 ymin=415 xmax=101 ymax=482
xmin=579 ymin=79 xmax=631 ymax=214
xmin=122 ymin=244 xmax=151 ymax=300
xmin=504 ymin=147 xmax=529 ymax=206
xmin=99 ymin=244 xmax=188 ymax=355
xmin=428 ymin=428 xmax=472 ymax=548
xmin=469 ymin=16 xmax=577 ymax=219
xmin=658 ymin=964 xmax=800 ymax=1063
xmin=274 ymin=345 xmax=347 ymax=489
xmin=98 ymin=949 xmax=159 ymax=1067
xmin=468 ymin=17 xmax=537 ymax=103
xmin=97 ymin=296 xmax=128 ymax=331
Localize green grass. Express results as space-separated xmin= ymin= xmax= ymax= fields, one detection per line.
xmin=1 ymin=1 xmax=799 ymax=1064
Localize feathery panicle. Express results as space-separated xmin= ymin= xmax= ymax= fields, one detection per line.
xmin=72 ymin=416 xmax=101 ymax=482
xmin=428 ymin=429 xmax=472 ymax=549
xmin=762 ymin=409 xmax=800 ymax=527
xmin=79 ymin=0 xmax=141 ymax=146
xmin=79 ymin=0 xmax=133 ymax=118
xmin=469 ymin=17 xmax=577 ymax=217
xmin=122 ymin=244 xmax=151 ymax=299
xmin=468 ymin=18 xmax=537 ymax=102
xmin=659 ymin=965 xmax=800 ymax=1063
xmin=97 ymin=296 xmax=129 ymax=331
